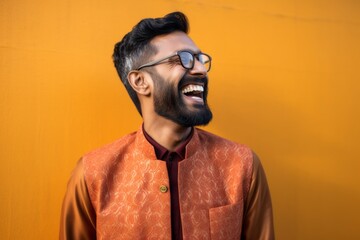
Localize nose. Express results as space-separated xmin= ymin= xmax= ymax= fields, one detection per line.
xmin=188 ymin=58 xmax=207 ymax=76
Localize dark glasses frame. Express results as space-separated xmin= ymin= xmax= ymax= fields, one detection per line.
xmin=136 ymin=50 xmax=212 ymax=72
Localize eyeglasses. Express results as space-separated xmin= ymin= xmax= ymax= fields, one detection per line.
xmin=136 ymin=50 xmax=212 ymax=72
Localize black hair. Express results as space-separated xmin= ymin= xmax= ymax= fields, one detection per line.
xmin=112 ymin=11 xmax=189 ymax=115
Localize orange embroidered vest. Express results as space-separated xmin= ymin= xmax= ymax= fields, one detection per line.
xmin=82 ymin=127 xmax=253 ymax=239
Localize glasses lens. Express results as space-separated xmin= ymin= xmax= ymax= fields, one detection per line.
xmin=179 ymin=52 xmax=194 ymax=69
xmin=197 ymin=53 xmax=211 ymax=72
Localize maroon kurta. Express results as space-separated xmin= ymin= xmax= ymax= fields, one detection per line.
xmin=143 ymin=127 xmax=193 ymax=240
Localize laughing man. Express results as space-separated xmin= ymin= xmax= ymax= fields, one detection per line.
xmin=60 ymin=12 xmax=275 ymax=240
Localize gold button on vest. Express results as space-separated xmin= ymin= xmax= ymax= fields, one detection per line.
xmin=159 ymin=185 xmax=168 ymax=193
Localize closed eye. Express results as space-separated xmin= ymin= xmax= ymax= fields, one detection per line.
xmin=166 ymin=56 xmax=182 ymax=66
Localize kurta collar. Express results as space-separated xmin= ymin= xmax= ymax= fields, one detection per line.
xmin=134 ymin=125 xmax=201 ymax=161
xmin=142 ymin=124 xmax=193 ymax=160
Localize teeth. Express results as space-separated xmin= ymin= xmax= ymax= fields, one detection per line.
xmin=181 ymin=85 xmax=204 ymax=94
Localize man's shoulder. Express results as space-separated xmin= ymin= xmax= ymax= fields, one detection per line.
xmin=82 ymin=130 xmax=138 ymax=162
xmin=194 ymin=128 xmax=254 ymax=161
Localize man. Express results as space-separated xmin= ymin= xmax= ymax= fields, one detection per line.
xmin=60 ymin=12 xmax=274 ymax=240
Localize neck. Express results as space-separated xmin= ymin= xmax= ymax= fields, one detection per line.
xmin=143 ymin=118 xmax=192 ymax=151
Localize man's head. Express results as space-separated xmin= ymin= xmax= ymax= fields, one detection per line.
xmin=113 ymin=12 xmax=212 ymax=127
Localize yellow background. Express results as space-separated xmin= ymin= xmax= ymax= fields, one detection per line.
xmin=1 ymin=0 xmax=359 ymax=239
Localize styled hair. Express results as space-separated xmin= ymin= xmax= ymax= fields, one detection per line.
xmin=112 ymin=12 xmax=189 ymax=115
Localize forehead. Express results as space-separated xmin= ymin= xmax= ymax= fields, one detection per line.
xmin=150 ymin=31 xmax=200 ymax=56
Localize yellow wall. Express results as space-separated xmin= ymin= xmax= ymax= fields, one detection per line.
xmin=1 ymin=0 xmax=359 ymax=239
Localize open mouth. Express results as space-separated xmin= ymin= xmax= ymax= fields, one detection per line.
xmin=181 ymin=84 xmax=204 ymax=104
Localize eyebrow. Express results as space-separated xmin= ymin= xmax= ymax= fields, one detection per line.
xmin=178 ymin=48 xmax=201 ymax=54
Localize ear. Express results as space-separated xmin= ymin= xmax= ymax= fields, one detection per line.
xmin=127 ymin=71 xmax=151 ymax=96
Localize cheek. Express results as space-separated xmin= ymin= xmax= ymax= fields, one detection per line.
xmin=156 ymin=66 xmax=185 ymax=85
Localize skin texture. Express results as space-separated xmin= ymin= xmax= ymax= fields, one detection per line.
xmin=128 ymin=31 xmax=210 ymax=151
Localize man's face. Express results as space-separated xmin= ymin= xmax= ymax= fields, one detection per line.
xmin=148 ymin=31 xmax=212 ymax=127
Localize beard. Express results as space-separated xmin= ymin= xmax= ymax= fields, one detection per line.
xmin=152 ymin=71 xmax=213 ymax=127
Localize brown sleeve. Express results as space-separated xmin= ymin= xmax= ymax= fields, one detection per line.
xmin=59 ymin=158 xmax=97 ymax=240
xmin=241 ymin=152 xmax=275 ymax=240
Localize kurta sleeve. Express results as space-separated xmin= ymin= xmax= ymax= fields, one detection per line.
xmin=241 ymin=152 xmax=275 ymax=240
xmin=59 ymin=158 xmax=97 ymax=240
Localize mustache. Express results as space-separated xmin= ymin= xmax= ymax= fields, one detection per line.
xmin=178 ymin=74 xmax=208 ymax=89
